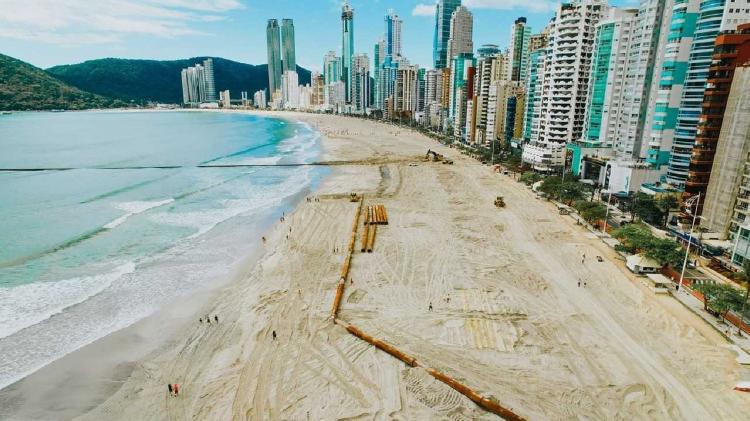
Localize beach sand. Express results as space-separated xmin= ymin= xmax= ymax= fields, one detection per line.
xmin=7 ymin=112 xmax=750 ymax=420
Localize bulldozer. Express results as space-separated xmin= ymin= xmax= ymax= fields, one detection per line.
xmin=349 ymin=192 xmax=360 ymax=202
xmin=494 ymin=195 xmax=505 ymax=208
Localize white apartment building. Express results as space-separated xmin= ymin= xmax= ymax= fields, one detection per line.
xmin=253 ymin=90 xmax=267 ymax=108
xmin=281 ymin=70 xmax=299 ymax=109
xmin=535 ymin=0 xmax=608 ymax=147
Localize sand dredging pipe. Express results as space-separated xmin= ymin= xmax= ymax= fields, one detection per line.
xmin=331 ymin=197 xmax=363 ymax=319
xmin=329 ymin=199 xmax=526 ymax=420
xmin=334 ymin=320 xmax=527 ymax=421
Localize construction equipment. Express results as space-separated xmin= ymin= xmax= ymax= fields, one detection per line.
xmin=349 ymin=192 xmax=360 ymax=202
xmin=425 ymin=149 xmax=443 ymax=162
xmin=494 ymin=195 xmax=505 ymax=208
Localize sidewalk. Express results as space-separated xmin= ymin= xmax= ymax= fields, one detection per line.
xmin=670 ymin=287 xmax=750 ymax=364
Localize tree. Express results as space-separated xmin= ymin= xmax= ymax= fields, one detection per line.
xmin=574 ymin=200 xmax=607 ymax=224
xmin=693 ymin=282 xmax=724 ymax=312
xmin=644 ymin=238 xmax=685 ymax=267
xmin=612 ymin=224 xmax=654 ymax=254
xmin=559 ymin=181 xmax=586 ymax=205
xmin=631 ymin=192 xmax=663 ymax=225
xmin=539 ymin=176 xmax=562 ymax=198
xmin=693 ymin=282 xmax=744 ymax=321
xmin=519 ymin=172 xmax=542 ymax=186
xmin=657 ymin=195 xmax=680 ymax=227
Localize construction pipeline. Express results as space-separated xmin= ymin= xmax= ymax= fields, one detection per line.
xmin=329 ymin=197 xmax=528 ymax=420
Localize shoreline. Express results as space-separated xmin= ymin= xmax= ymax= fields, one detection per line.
xmin=0 ymin=111 xmax=327 ymax=420
xmin=4 ymin=111 xmax=750 ymax=419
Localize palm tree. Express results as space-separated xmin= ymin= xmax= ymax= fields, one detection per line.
xmin=735 ymin=259 xmax=750 ymax=336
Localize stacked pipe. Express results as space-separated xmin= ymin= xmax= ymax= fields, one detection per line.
xmin=366 ymin=225 xmax=376 ymax=253
xmin=360 ymin=207 xmax=370 ymax=252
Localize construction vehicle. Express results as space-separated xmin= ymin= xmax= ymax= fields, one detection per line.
xmin=349 ymin=193 xmax=360 ymax=202
xmin=494 ymin=195 xmax=505 ymax=208
xmin=425 ymin=149 xmax=443 ymax=162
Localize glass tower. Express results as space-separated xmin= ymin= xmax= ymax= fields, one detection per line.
xmin=433 ymin=0 xmax=461 ymax=69
xmin=281 ymin=19 xmax=296 ymax=73
xmin=341 ymin=1 xmax=354 ymax=103
xmin=266 ymin=19 xmax=282 ymax=96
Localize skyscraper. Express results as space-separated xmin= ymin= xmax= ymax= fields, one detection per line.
xmin=281 ymin=19 xmax=296 ymax=73
xmin=667 ymin=1 xmax=750 ymax=189
xmin=341 ymin=1 xmax=355 ymax=103
xmin=666 ymin=0 xmax=729 ymax=187
xmin=266 ymin=19 xmax=282 ymax=96
xmin=385 ymin=10 xmax=403 ymax=58
xmin=323 ymin=51 xmax=341 ymax=85
xmin=446 ymin=6 xmax=473 ymax=67
xmin=433 ymin=0 xmax=462 ymax=69
xmin=373 ymin=39 xmax=385 ymax=108
xmin=533 ymin=1 xmax=607 ymax=147
xmin=352 ymin=53 xmax=371 ymax=113
xmin=180 ymin=58 xmax=216 ymax=104
xmin=202 ymin=58 xmax=216 ymax=102
xmin=685 ymin=24 xmax=750 ymax=204
xmin=508 ymin=17 xmax=532 ymax=82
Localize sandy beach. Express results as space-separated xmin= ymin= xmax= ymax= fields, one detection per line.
xmin=5 ymin=111 xmax=750 ymax=420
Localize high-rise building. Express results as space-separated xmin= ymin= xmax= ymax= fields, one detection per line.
xmin=341 ymin=1 xmax=355 ymax=103
xmin=685 ymin=24 xmax=750 ymax=206
xmin=648 ymin=0 xmax=701 ymax=173
xmin=266 ymin=19 xmax=282 ymax=96
xmin=281 ymin=70 xmax=299 ymax=109
xmin=220 ymin=90 xmax=231 ymax=108
xmin=394 ymin=65 xmax=419 ymax=117
xmin=474 ymin=49 xmax=507 ymax=143
xmin=508 ymin=17 xmax=532 ymax=82
xmin=529 ymin=26 xmax=550 ymax=53
xmin=323 ymin=51 xmax=341 ymax=85
xmin=373 ymin=39 xmax=386 ymax=109
xmin=449 ymin=53 xmax=475 ymax=139
xmin=433 ymin=0 xmax=462 ymax=69
xmin=530 ymin=1 xmax=607 ymax=150
xmin=446 ymin=6 xmax=473 ymax=67
xmin=311 ymin=72 xmax=325 ymax=107
xmin=281 ymin=19 xmax=296 ymax=73
xmin=666 ymin=0 xmax=750 ymax=188
xmin=703 ymin=63 xmax=750 ymax=247
xmin=581 ymin=8 xmax=639 ymax=150
xmin=180 ymin=58 xmax=217 ymax=104
xmin=203 ymin=58 xmax=216 ymax=102
xmin=524 ymin=49 xmax=546 ymax=141
xmin=253 ymin=89 xmax=267 ymax=108
xmin=385 ymin=10 xmax=403 ymax=58
xmin=352 ymin=54 xmax=371 ymax=113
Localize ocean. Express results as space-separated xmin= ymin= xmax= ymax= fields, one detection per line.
xmin=0 ymin=110 xmax=326 ymax=389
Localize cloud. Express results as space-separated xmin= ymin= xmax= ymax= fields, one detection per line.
xmin=412 ymin=3 xmax=436 ymax=17
xmin=0 ymin=0 xmax=243 ymax=46
xmin=464 ymin=0 xmax=557 ymax=13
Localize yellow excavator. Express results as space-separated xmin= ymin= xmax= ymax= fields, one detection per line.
xmin=425 ymin=149 xmax=443 ymax=162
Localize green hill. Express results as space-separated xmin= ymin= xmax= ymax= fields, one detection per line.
xmin=47 ymin=57 xmax=312 ymax=104
xmin=0 ymin=54 xmax=125 ymax=111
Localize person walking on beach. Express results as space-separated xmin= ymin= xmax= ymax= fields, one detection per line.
xmin=199 ymin=318 xmax=202 ymax=323
xmin=168 ymin=384 xmax=173 ymax=396
xmin=272 ymin=330 xmax=277 ymax=340
xmin=206 ymin=315 xmax=211 ymax=324
xmin=214 ymin=315 xmax=218 ymax=323
xmin=428 ymin=302 xmax=433 ymax=312
xmin=173 ymin=383 xmax=179 ymax=397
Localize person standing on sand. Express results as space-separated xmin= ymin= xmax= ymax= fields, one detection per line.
xmin=206 ymin=315 xmax=211 ymax=324
xmin=428 ymin=302 xmax=433 ymax=312
xmin=168 ymin=384 xmax=173 ymax=396
xmin=174 ymin=383 xmax=179 ymax=397
xmin=214 ymin=315 xmax=218 ymax=323
xmin=199 ymin=318 xmax=202 ymax=323
xmin=272 ymin=330 xmax=277 ymax=340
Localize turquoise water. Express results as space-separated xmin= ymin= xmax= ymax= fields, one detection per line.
xmin=0 ymin=111 xmax=326 ymax=388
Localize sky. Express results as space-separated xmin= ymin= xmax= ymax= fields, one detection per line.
xmin=0 ymin=0 xmax=634 ymax=71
